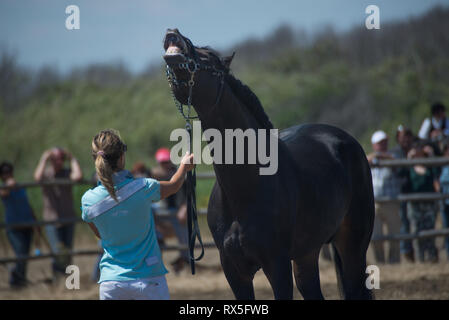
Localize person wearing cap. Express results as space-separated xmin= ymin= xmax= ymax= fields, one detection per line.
xmin=151 ymin=148 xmax=190 ymax=273
xmin=367 ymin=130 xmax=401 ymax=264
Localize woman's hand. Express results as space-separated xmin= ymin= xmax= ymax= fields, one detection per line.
xmin=181 ymin=152 xmax=195 ymax=172
xmin=160 ymin=152 xmax=195 ymax=200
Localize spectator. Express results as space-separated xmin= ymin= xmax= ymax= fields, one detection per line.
xmin=81 ymin=129 xmax=194 ymax=300
xmin=367 ymin=130 xmax=401 ymax=264
xmin=438 ymin=142 xmax=449 ymax=261
xmin=33 ymin=147 xmax=83 ymax=278
xmin=131 ymin=161 xmax=152 ymax=178
xmin=418 ymin=102 xmax=449 ymax=141
xmin=391 ymin=126 xmax=415 ymax=262
xmin=0 ymin=161 xmax=36 ymax=288
xmin=406 ymin=141 xmax=439 ymax=263
xmin=151 ymin=148 xmax=190 ymax=273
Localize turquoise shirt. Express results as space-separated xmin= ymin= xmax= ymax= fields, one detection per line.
xmin=81 ymin=170 xmax=168 ymax=283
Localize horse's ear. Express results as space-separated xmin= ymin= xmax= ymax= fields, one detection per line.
xmin=222 ymin=52 xmax=235 ymax=69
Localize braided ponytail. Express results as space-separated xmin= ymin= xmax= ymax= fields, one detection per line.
xmin=91 ymin=129 xmax=126 ymax=202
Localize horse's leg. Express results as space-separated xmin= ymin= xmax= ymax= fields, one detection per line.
xmin=219 ymin=250 xmax=256 ymax=300
xmin=262 ymin=255 xmax=293 ymax=300
xmin=293 ymin=249 xmax=324 ymax=300
xmin=331 ymin=195 xmax=375 ymax=300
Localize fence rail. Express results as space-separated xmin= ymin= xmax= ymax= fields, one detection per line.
xmin=0 ymin=243 xmax=217 ymax=264
xmin=371 ymin=157 xmax=449 ymax=167
xmin=2 ymin=157 xmax=449 ymax=264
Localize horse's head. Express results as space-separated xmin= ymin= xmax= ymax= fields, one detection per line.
xmin=163 ymin=29 xmax=235 ymax=113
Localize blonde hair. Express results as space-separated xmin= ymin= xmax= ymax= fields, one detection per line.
xmin=91 ymin=129 xmax=127 ymax=202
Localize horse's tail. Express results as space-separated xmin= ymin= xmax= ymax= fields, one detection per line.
xmin=330 ymin=139 xmax=375 ymax=300
xmin=330 ymin=243 xmax=345 ymax=297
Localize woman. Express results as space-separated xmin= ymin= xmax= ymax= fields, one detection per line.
xmin=81 ymin=129 xmax=194 ymax=300
xmin=406 ymin=142 xmax=439 ymax=263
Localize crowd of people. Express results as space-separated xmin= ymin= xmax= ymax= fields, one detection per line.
xmin=1 ymin=147 xmax=83 ymax=288
xmin=368 ymin=102 xmax=449 ymax=264
xmin=0 ymin=146 xmax=189 ymax=289
xmin=2 ymin=102 xmax=449 ymax=291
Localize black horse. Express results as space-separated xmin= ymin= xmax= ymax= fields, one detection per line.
xmin=163 ymin=29 xmax=375 ymax=300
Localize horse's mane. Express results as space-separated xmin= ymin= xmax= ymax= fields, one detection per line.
xmin=192 ymin=44 xmax=274 ymax=130
xmin=225 ymin=74 xmax=274 ymax=130
xmin=195 ymin=46 xmax=221 ymax=60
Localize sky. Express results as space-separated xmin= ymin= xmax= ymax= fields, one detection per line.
xmin=1 ymin=0 xmax=448 ymax=74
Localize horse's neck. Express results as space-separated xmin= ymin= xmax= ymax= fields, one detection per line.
xmin=199 ymin=86 xmax=267 ymax=204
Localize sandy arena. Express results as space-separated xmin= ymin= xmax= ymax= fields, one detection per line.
xmin=1 ymin=234 xmax=448 ymax=300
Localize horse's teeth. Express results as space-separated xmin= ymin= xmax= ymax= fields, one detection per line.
xmin=166 ymin=46 xmax=181 ymax=54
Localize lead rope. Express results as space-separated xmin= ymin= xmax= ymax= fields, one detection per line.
xmin=167 ymin=64 xmax=204 ymax=274
xmin=185 ymin=120 xmax=204 ymax=275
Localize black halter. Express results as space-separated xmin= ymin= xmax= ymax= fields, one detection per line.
xmin=165 ymin=57 xmax=226 ymax=120
xmin=165 ymin=56 xmax=226 ymax=275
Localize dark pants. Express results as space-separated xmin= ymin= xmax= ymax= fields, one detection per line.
xmin=6 ymin=228 xmax=33 ymax=286
xmin=399 ymin=201 xmax=413 ymax=254
xmin=45 ymin=224 xmax=74 ymax=274
xmin=407 ymin=202 xmax=438 ymax=262
xmin=443 ymin=204 xmax=449 ymax=258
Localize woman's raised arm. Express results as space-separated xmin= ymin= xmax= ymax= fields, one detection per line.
xmin=159 ymin=152 xmax=194 ymax=200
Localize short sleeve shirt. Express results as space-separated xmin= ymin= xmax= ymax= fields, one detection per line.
xmin=81 ymin=170 xmax=168 ymax=283
xmin=1 ymin=188 xmax=34 ymax=225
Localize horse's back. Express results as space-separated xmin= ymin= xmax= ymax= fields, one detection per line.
xmin=279 ymin=123 xmax=368 ymax=176
xmin=279 ymin=123 xmax=373 ymax=250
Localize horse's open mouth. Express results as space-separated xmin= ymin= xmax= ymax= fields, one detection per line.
xmin=163 ymin=31 xmax=187 ymax=64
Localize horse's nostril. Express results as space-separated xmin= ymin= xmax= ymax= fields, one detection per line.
xmin=167 ymin=34 xmax=178 ymax=43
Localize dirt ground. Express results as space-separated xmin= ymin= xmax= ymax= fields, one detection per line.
xmin=1 ymin=235 xmax=448 ymax=300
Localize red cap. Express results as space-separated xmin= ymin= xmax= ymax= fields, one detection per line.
xmin=155 ymin=148 xmax=171 ymax=163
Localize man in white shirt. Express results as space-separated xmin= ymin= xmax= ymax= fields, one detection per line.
xmin=367 ymin=130 xmax=402 ymax=263
xmin=418 ymin=102 xmax=449 ymax=140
